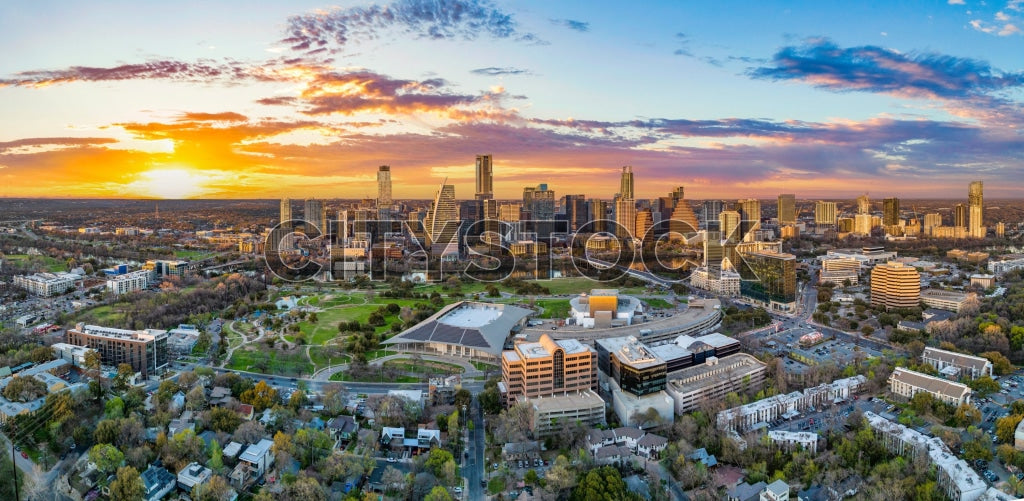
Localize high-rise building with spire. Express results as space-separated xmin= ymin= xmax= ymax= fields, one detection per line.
xmin=969 ymin=181 xmax=984 ymax=238
xmin=619 ymin=166 xmax=634 ymax=200
xmin=777 ymin=194 xmax=796 ymax=224
xmin=377 ymin=165 xmax=392 ymax=206
xmin=475 ymin=154 xmax=493 ymax=200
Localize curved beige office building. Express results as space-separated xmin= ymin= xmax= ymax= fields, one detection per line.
xmin=870 ymin=261 xmax=921 ymax=310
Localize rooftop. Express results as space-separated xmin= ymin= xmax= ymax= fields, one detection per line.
xmin=889 ymin=367 xmax=971 ymax=400
xmin=528 ymin=390 xmax=604 ymax=412
xmin=239 ymin=438 xmax=273 ymax=463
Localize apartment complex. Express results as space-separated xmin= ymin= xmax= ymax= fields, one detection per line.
xmin=768 ymin=430 xmax=819 ymax=455
xmin=690 ymin=267 xmax=741 ymax=296
xmin=106 ymin=269 xmax=152 ymax=295
xmin=716 ymin=375 xmax=866 ymax=431
xmin=500 ymin=334 xmax=597 ymax=406
xmin=888 ymin=367 xmax=972 ymax=406
xmin=864 ymin=412 xmax=987 ymax=501
xmin=66 ymin=323 xmax=169 ymax=378
xmin=13 ymin=272 xmax=78 ymax=297
xmin=921 ymin=347 xmax=993 ymax=380
xmin=870 ymin=261 xmax=921 ymax=310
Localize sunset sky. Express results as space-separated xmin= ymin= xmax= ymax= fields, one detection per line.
xmin=1 ymin=0 xmax=1023 ymax=200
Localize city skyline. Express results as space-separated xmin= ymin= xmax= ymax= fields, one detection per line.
xmin=2 ymin=1 xmax=1024 ymax=200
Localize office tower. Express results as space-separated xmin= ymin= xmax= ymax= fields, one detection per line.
xmin=969 ymin=181 xmax=984 ymax=238
xmin=777 ymin=194 xmax=796 ymax=224
xmin=616 ymin=198 xmax=637 ymax=240
xmin=703 ymin=231 xmax=724 ymax=267
xmin=424 ymin=181 xmax=458 ymax=254
xmin=475 ymin=154 xmax=493 ymax=200
xmin=523 ymin=184 xmax=555 ymax=221
xmin=280 ymin=198 xmax=292 ymax=229
xmin=669 ymin=200 xmax=699 ymax=235
xmin=997 ymin=222 xmax=1005 ymax=238
xmin=954 ymin=203 xmax=967 ymax=228
xmin=854 ymin=214 xmax=873 ymax=236
xmin=619 ymin=166 xmax=635 ymax=200
xmin=702 ymin=200 xmax=724 ymax=231
xmin=814 ymin=201 xmax=837 ymax=226
xmin=563 ymin=194 xmax=589 ymax=232
xmin=739 ymin=251 xmax=797 ymax=307
xmin=870 ymin=262 xmax=921 ymax=310
xmin=923 ymin=213 xmax=942 ymax=234
xmin=883 ymin=198 xmax=900 ymax=227
xmin=857 ymin=194 xmax=871 ymax=215
xmin=498 ymin=203 xmax=522 ymax=222
xmin=304 ymin=199 xmax=326 ymax=235
xmin=589 ymin=199 xmax=608 ymax=233
xmin=719 ymin=210 xmax=741 ymax=242
xmin=736 ymin=199 xmax=761 ymax=242
xmin=67 ymin=323 xmax=168 ymax=378
xmin=377 ymin=165 xmax=392 ymax=206
xmin=501 ymin=334 xmax=597 ymax=406
xmin=635 ymin=209 xmax=654 ymax=243
xmin=837 ymin=218 xmax=854 ymax=233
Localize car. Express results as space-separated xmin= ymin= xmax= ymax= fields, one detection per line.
xmin=387 ymin=457 xmax=397 ymax=463
xmin=20 ymin=451 xmax=27 ymax=459
xmin=454 ymin=487 xmax=463 ymax=493
xmin=481 ymin=480 xmax=488 ymax=488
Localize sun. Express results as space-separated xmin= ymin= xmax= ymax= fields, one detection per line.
xmin=135 ymin=168 xmax=209 ymax=199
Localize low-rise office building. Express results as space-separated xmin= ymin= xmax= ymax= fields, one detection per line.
xmin=920 ymin=289 xmax=974 ymax=313
xmin=664 ymin=353 xmax=767 ymax=415
xmin=690 ymin=267 xmax=741 ymax=296
xmin=889 ymin=367 xmax=972 ymax=406
xmin=528 ymin=390 xmax=606 ymax=436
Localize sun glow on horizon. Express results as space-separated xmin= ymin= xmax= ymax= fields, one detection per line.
xmin=130 ymin=168 xmax=211 ymax=199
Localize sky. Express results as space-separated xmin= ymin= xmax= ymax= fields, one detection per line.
xmin=1 ymin=0 xmax=1023 ymax=200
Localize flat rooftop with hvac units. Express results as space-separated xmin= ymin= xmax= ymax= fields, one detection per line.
xmin=384 ymin=301 xmax=533 ymax=361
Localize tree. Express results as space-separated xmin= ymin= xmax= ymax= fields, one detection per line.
xmin=281 ymin=473 xmax=326 ymax=501
xmin=996 ymin=414 xmax=1024 ymax=444
xmin=109 ymin=466 xmax=145 ymax=501
xmin=545 ymin=455 xmax=576 ymax=493
xmin=240 ymin=380 xmax=278 ymax=412
xmin=954 ymin=404 xmax=982 ymax=427
xmin=208 ymin=439 xmax=224 ymax=472
xmin=381 ymin=466 xmax=407 ymax=494
xmin=208 ymin=406 xmax=242 ymax=433
xmin=113 ymin=363 xmax=135 ymax=392
xmin=981 ymin=351 xmax=1014 ymax=375
xmin=105 ymin=396 xmax=125 ymax=419
xmin=424 ymin=485 xmax=453 ymax=501
xmin=294 ymin=428 xmax=333 ymax=467
xmin=569 ymin=466 xmax=640 ymax=501
xmin=192 ymin=475 xmax=233 ymax=501
xmin=88 ymin=443 xmax=125 ymax=474
xmin=424 ymin=448 xmax=455 ymax=480
xmin=1 ymin=375 xmax=47 ymax=402
xmin=454 ymin=388 xmax=472 ymax=410
xmin=288 ymin=389 xmax=308 ymax=410
xmin=186 ymin=385 xmax=206 ymax=411
xmin=968 ymin=376 xmax=1001 ymax=397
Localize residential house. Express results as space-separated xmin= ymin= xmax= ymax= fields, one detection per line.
xmin=236 ymin=404 xmax=254 ymax=421
xmin=230 ymin=438 xmax=274 ymax=487
xmin=141 ymin=464 xmax=176 ymax=501
xmin=729 ymin=481 xmax=768 ymax=501
xmin=177 ymin=462 xmax=212 ymax=492
xmin=327 ymin=416 xmax=358 ymax=442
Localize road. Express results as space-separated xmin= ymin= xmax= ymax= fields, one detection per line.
xmin=466 ymin=396 xmax=485 ymax=500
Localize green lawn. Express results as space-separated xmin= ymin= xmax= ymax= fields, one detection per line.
xmin=329 ymin=371 xmax=419 ymax=383
xmin=382 ymin=358 xmax=465 ymax=374
xmin=534 ymin=299 xmax=570 ymax=319
xmin=470 ymin=360 xmax=498 ymax=372
xmin=5 ymin=254 xmax=66 ymax=272
xmin=173 ymin=249 xmax=214 ymax=259
xmin=308 ymin=346 xmax=349 ymax=369
xmin=227 ymin=346 xmax=312 ymax=376
xmin=645 ymin=298 xmax=673 ymax=309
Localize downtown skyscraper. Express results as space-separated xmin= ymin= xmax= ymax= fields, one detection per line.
xmin=777 ymin=194 xmax=796 ymax=225
xmin=475 ymin=154 xmax=493 ymax=200
xmin=883 ymin=197 xmax=900 ymax=227
xmin=969 ymin=180 xmax=984 ymax=238
xmin=305 ymin=199 xmax=326 ymax=236
xmin=280 ymin=198 xmax=292 ymax=230
xmin=377 ymin=165 xmax=392 ymax=206
xmin=619 ymin=166 xmax=634 ymax=199
xmin=424 ymin=181 xmax=458 ymax=255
